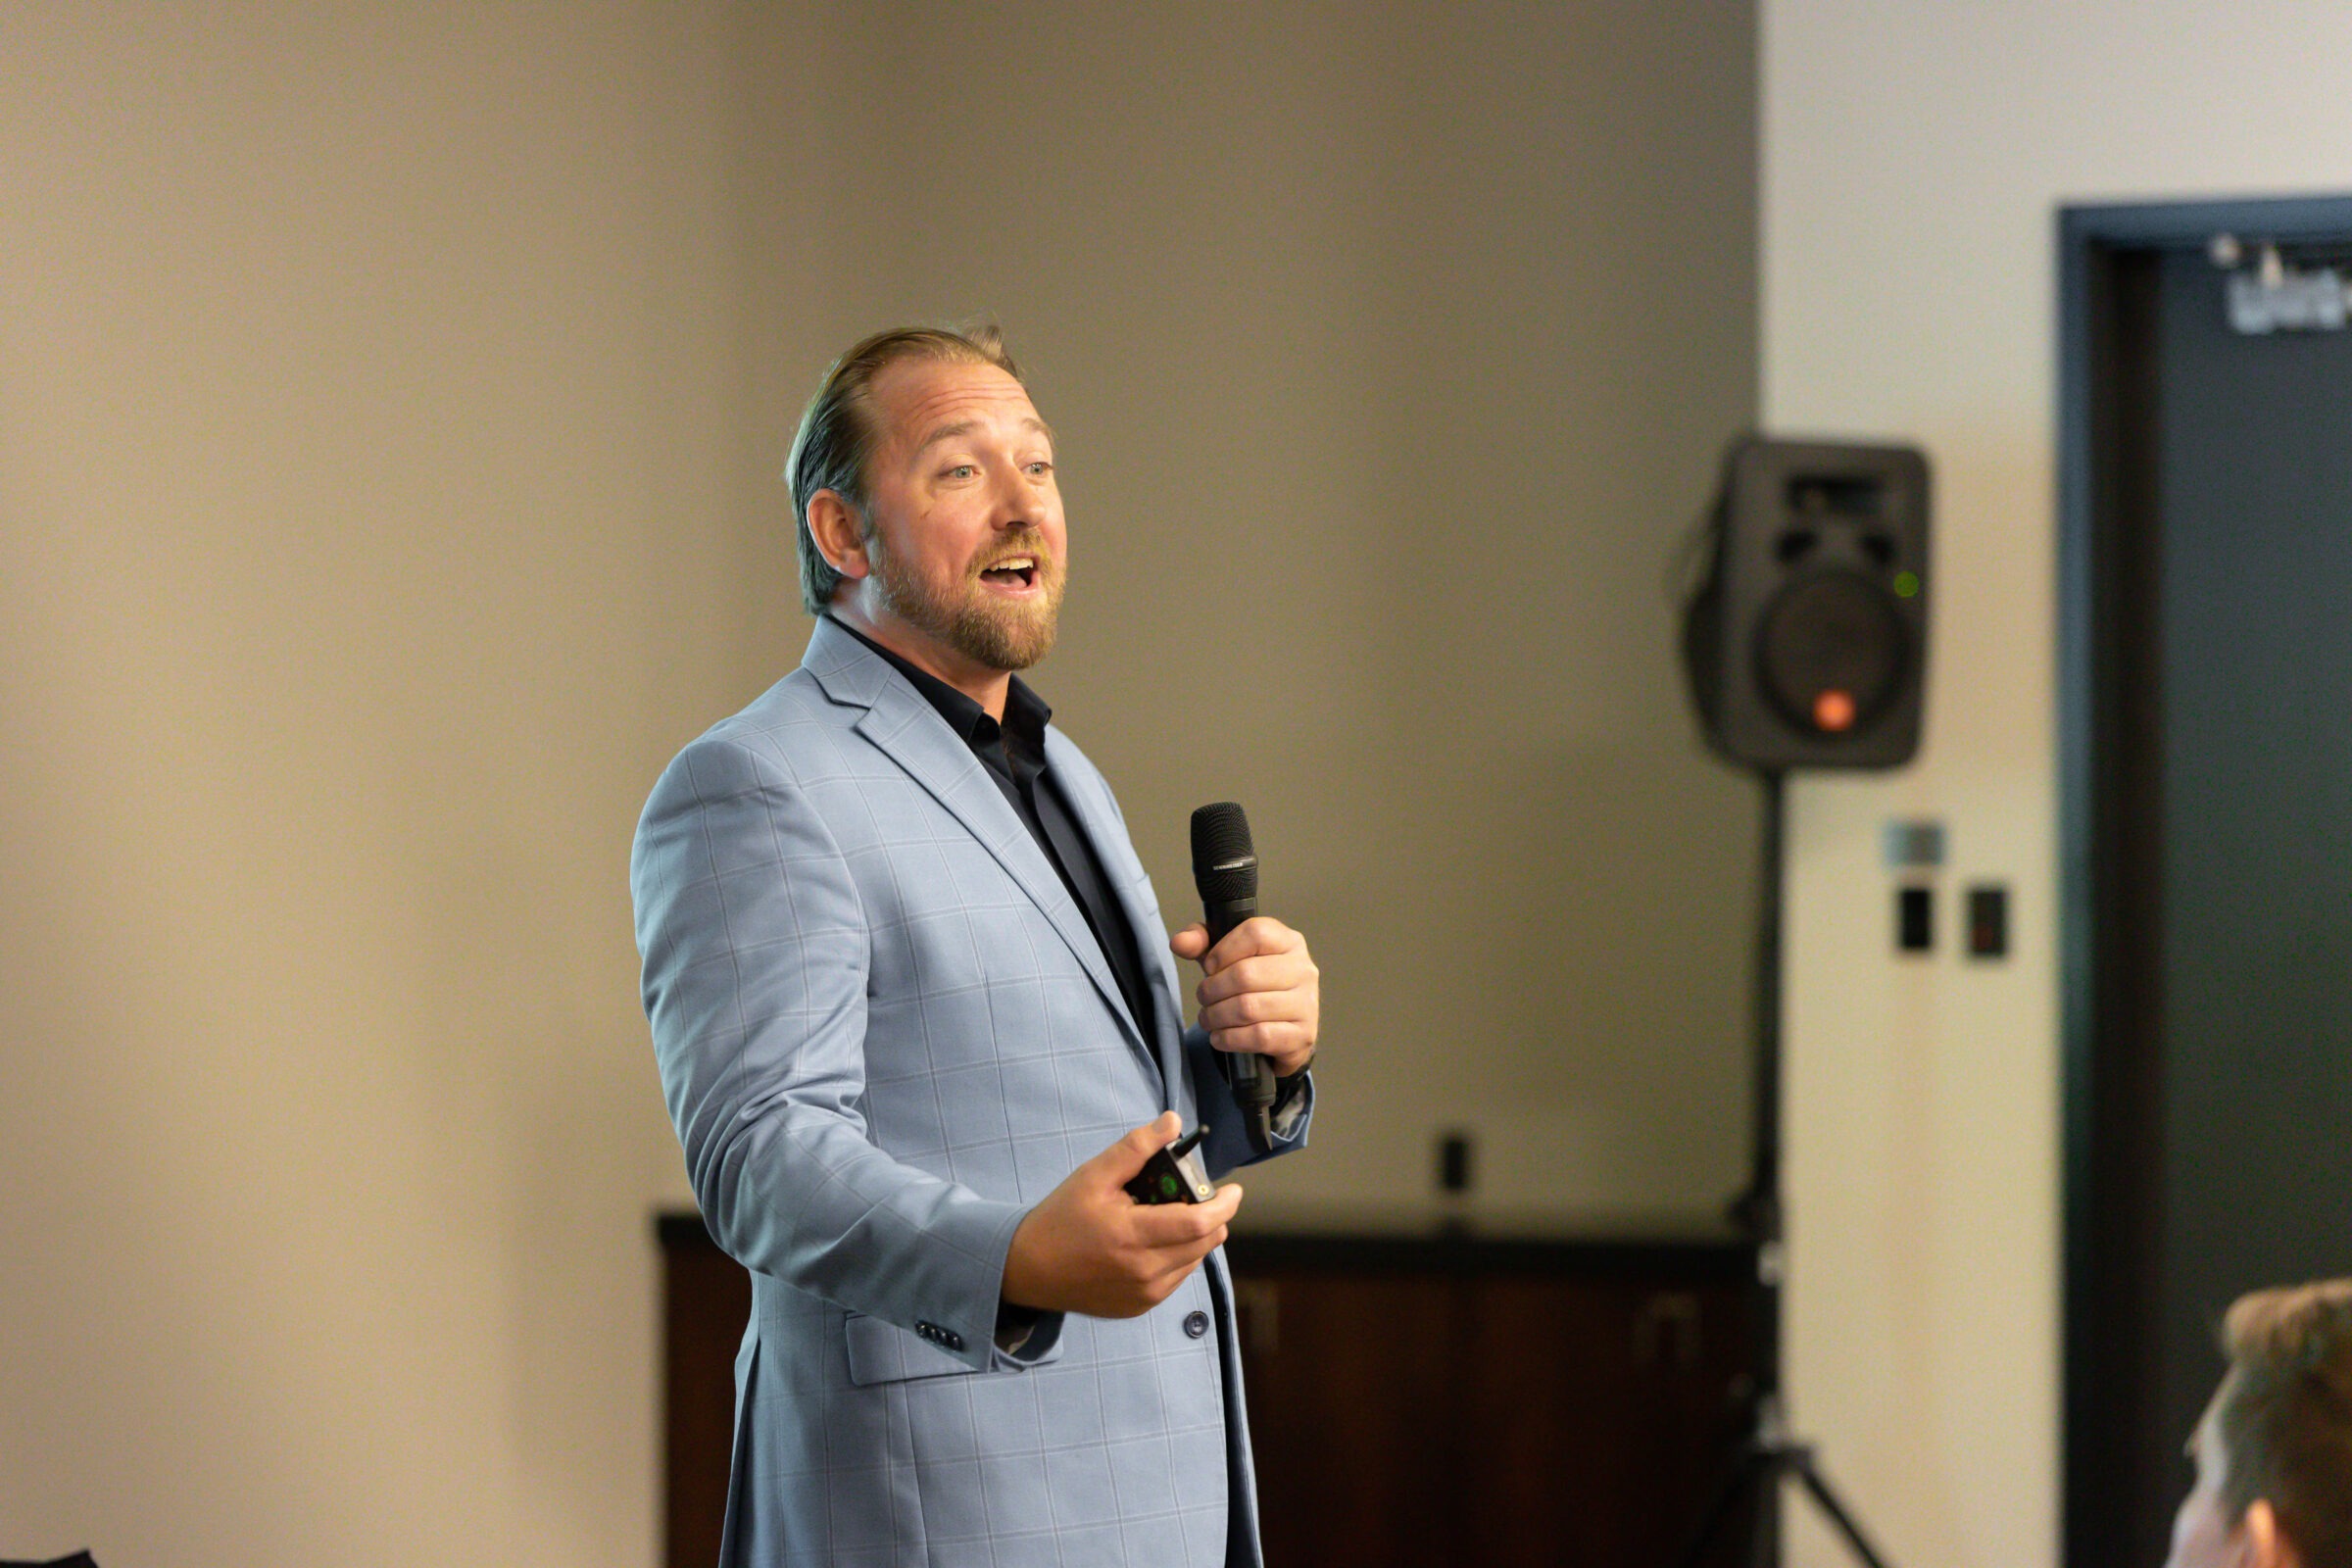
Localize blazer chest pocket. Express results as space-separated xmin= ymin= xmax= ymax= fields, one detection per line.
xmin=841 ymin=1311 xmax=1063 ymax=1387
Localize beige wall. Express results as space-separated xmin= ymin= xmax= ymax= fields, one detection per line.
xmin=0 ymin=6 xmax=803 ymax=1560
xmin=1763 ymin=4 xmax=2352 ymax=1564
xmin=788 ymin=0 xmax=1762 ymax=1227
xmin=0 ymin=3 xmax=1754 ymax=1561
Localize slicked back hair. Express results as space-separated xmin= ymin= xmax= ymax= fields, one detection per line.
xmin=785 ymin=324 xmax=1024 ymax=616
xmin=2216 ymin=1278 xmax=2352 ymax=1568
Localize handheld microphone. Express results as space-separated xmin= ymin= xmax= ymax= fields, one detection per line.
xmin=1191 ymin=802 xmax=1276 ymax=1153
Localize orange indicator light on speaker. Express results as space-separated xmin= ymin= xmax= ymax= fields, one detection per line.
xmin=1814 ymin=690 xmax=1857 ymax=732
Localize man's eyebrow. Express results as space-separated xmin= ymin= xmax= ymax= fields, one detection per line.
xmin=912 ymin=416 xmax=1055 ymax=456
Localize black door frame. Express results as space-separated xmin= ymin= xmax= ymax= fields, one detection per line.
xmin=2057 ymin=191 xmax=2352 ymax=1568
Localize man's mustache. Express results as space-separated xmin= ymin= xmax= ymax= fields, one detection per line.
xmin=969 ymin=530 xmax=1054 ymax=574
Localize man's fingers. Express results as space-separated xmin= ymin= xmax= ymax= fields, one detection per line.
xmin=1210 ymin=1021 xmax=1311 ymax=1058
xmin=1128 ymin=1181 xmax=1243 ymax=1242
xmin=1168 ymin=922 xmax=1210 ymax=960
xmin=1124 ymin=1194 xmax=1242 ymax=1269
xmin=1197 ymin=950 xmax=1315 ymax=1006
xmin=1126 ymin=1225 xmax=1231 ymax=1281
xmin=1096 ymin=1111 xmax=1184 ymax=1179
xmin=1197 ymin=916 xmax=1299 ymax=976
xmin=1144 ymin=1230 xmax=1229 ymax=1291
xmin=1198 ymin=985 xmax=1307 ymax=1034
xmin=1189 ymin=918 xmax=1317 ymax=1075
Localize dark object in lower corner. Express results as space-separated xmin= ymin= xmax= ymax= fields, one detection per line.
xmin=3 ymin=1553 xmax=100 ymax=1568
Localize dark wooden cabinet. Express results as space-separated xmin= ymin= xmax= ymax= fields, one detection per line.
xmin=1223 ymin=1232 xmax=1755 ymax=1567
xmin=656 ymin=1216 xmax=1754 ymax=1568
xmin=657 ymin=1214 xmax=751 ymax=1568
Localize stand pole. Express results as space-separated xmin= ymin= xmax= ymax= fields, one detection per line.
xmin=1674 ymin=771 xmax=1893 ymax=1568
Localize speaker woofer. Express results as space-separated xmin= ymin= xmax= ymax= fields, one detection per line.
xmin=1754 ymin=570 xmax=1910 ymax=733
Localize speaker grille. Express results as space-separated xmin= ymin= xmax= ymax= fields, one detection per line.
xmin=1754 ymin=570 xmax=1910 ymax=734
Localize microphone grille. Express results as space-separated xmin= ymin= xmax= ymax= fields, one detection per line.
xmin=1190 ymin=802 xmax=1258 ymax=902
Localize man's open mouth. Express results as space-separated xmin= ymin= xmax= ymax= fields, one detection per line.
xmin=979 ymin=556 xmax=1039 ymax=588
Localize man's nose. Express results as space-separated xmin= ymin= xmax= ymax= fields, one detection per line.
xmin=989 ymin=467 xmax=1037 ymax=528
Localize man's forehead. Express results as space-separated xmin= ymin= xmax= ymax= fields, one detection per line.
xmin=870 ymin=358 xmax=1046 ymax=448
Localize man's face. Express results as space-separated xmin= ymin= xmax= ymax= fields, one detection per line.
xmin=2167 ymin=1389 xmax=2246 ymax=1568
xmin=853 ymin=356 xmax=1066 ymax=674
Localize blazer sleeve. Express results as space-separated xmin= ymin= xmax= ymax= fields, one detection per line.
xmin=1186 ymin=1027 xmax=1313 ymax=1181
xmin=631 ymin=731 xmax=1047 ymax=1370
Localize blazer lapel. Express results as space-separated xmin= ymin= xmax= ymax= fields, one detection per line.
xmin=1042 ymin=727 xmax=1193 ymax=1099
xmin=804 ymin=621 xmax=1156 ymax=1069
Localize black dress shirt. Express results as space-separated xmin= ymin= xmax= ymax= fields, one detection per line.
xmin=828 ymin=618 xmax=1157 ymax=1041
xmin=831 ymin=617 xmax=1310 ymax=1123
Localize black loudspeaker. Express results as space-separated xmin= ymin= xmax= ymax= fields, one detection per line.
xmin=1681 ymin=436 xmax=1931 ymax=771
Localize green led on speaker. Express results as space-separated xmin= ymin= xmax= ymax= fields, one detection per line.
xmin=1893 ymin=570 xmax=1922 ymax=599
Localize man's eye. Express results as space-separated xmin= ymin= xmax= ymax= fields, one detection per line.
xmin=941 ymin=464 xmax=977 ymax=479
xmin=1027 ymin=461 xmax=1054 ymax=476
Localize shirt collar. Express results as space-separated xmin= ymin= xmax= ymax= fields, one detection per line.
xmin=826 ymin=614 xmax=1053 ymax=759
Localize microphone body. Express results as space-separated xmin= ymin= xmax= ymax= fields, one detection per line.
xmin=1199 ymin=868 xmax=1258 ymax=950
xmin=1191 ymin=803 xmax=1277 ymax=1153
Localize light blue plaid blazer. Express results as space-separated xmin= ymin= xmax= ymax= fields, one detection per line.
xmin=633 ymin=618 xmax=1310 ymax=1567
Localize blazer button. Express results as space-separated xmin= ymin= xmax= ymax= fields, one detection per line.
xmin=1183 ymin=1310 xmax=1209 ymax=1340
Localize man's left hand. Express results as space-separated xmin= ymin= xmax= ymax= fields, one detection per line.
xmin=1170 ymin=917 xmax=1319 ymax=1078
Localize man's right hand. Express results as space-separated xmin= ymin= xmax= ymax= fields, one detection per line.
xmin=1001 ymin=1111 xmax=1244 ymax=1318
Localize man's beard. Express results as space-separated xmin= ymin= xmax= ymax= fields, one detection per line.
xmin=870 ymin=528 xmax=1064 ymax=672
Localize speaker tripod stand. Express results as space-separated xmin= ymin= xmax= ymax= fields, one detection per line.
xmin=1674 ymin=770 xmax=1892 ymax=1568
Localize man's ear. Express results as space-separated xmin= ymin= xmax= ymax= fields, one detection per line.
xmin=2239 ymin=1499 xmax=2299 ymax=1568
xmin=807 ymin=491 xmax=871 ymax=584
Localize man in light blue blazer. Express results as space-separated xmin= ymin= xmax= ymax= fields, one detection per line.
xmin=633 ymin=325 xmax=1320 ymax=1567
